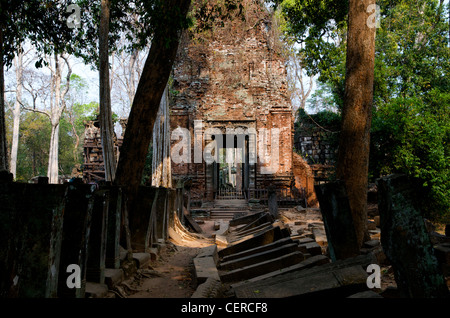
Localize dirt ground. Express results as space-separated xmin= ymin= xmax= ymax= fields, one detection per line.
xmin=117 ymin=225 xmax=216 ymax=298
xmin=126 ymin=244 xmax=200 ymax=298
xmin=114 ymin=209 xmax=403 ymax=298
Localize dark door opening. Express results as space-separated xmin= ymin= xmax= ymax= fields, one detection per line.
xmin=213 ymin=134 xmax=249 ymax=199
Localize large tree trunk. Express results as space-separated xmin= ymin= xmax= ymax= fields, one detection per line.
xmin=10 ymin=50 xmax=23 ymax=179
xmin=0 ymin=22 xmax=8 ymax=172
xmin=99 ymin=0 xmax=116 ymax=182
xmin=336 ymin=0 xmax=377 ymax=247
xmin=114 ymin=0 xmax=191 ymax=196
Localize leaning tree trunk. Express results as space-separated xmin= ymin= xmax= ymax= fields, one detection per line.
xmin=114 ymin=0 xmax=191 ymax=200
xmin=336 ymin=0 xmax=377 ymax=247
xmin=0 ymin=22 xmax=8 ymax=172
xmin=10 ymin=50 xmax=23 ymax=179
xmin=99 ymin=0 xmax=116 ymax=182
xmin=151 ymin=85 xmax=172 ymax=188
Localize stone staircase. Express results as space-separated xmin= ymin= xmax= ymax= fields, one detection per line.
xmin=209 ymin=199 xmax=249 ymax=220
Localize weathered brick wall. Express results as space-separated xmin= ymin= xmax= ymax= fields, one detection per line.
xmin=170 ymin=0 xmax=295 ymax=200
xmin=293 ymin=113 xmax=339 ymax=183
xmin=295 ymin=128 xmax=338 ymax=166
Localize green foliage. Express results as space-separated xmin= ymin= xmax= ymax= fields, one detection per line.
xmin=1 ymin=1 xmax=81 ymax=67
xmin=306 ymin=81 xmax=340 ymax=113
xmin=295 ymin=108 xmax=341 ymax=160
xmin=277 ymin=0 xmax=450 ymax=220
xmin=16 ymin=112 xmax=51 ymax=182
xmin=6 ymin=99 xmax=99 ymax=182
xmin=273 ymin=0 xmax=348 ymax=79
xmin=372 ymin=90 xmax=450 ymax=222
xmin=297 ymin=108 xmax=341 ymax=129
xmin=74 ymin=0 xmax=195 ymax=67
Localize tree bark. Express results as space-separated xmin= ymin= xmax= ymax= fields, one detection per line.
xmin=48 ymin=121 xmax=60 ymax=183
xmin=99 ymin=0 xmax=116 ymax=182
xmin=10 ymin=50 xmax=23 ymax=179
xmin=114 ymin=0 xmax=191 ymax=196
xmin=336 ymin=0 xmax=377 ymax=247
xmin=47 ymin=54 xmax=71 ymax=184
xmin=151 ymin=85 xmax=172 ymax=188
xmin=0 ymin=21 xmax=9 ymax=172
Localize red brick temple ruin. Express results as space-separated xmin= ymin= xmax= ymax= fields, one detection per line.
xmin=169 ymin=0 xmax=300 ymax=203
xmin=82 ymin=0 xmax=313 ymax=206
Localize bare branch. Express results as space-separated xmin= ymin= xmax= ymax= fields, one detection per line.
xmin=19 ymin=99 xmax=51 ymax=119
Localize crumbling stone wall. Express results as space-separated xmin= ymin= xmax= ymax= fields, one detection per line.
xmin=294 ymin=115 xmax=339 ymax=183
xmin=170 ymin=0 xmax=295 ymax=201
xmin=294 ymin=122 xmax=339 ymax=167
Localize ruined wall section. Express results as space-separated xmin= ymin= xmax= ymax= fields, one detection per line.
xmin=171 ymin=0 xmax=294 ymax=199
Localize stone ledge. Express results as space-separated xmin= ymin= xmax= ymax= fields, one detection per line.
xmin=191 ymin=277 xmax=223 ymax=298
xmin=104 ymin=268 xmax=124 ymax=289
xmin=194 ymin=256 xmax=220 ymax=285
xmin=85 ymin=282 xmax=108 ymax=298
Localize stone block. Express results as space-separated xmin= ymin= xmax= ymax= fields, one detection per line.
xmin=236 ymin=213 xmax=273 ymax=233
xmin=185 ymin=214 xmax=203 ymax=234
xmin=377 ymin=174 xmax=448 ymax=298
xmin=147 ymin=248 xmax=158 ymax=261
xmin=85 ymin=282 xmax=108 ymax=298
xmin=197 ymin=245 xmax=219 ymax=265
xmin=133 ymin=253 xmax=151 ymax=269
xmin=86 ymin=189 xmax=109 ymax=285
xmin=221 ymin=237 xmax=293 ymax=263
xmin=229 ymin=212 xmax=266 ymax=227
xmin=298 ymin=241 xmax=322 ymax=256
xmin=230 ymin=255 xmax=330 ymax=289
xmin=234 ymin=265 xmax=368 ymax=298
xmin=128 ymin=186 xmax=158 ymax=251
xmin=231 ymin=222 xmax=273 ymax=240
xmin=194 ymin=256 xmax=220 ymax=284
xmin=219 ymin=243 xmax=299 ymax=271
xmin=297 ymin=237 xmax=315 ymax=244
xmin=363 ymin=240 xmax=380 ymax=249
xmin=215 ymin=220 xmax=229 ymax=236
xmin=347 ymin=291 xmax=383 ymax=298
xmin=312 ymin=227 xmax=327 ymax=247
xmin=374 ymin=215 xmax=380 ymax=227
xmin=215 ymin=235 xmax=228 ymax=247
xmin=0 ymin=183 xmax=67 ymax=298
xmin=218 ymin=226 xmax=288 ymax=258
xmin=105 ymin=186 xmax=122 ymax=270
xmin=367 ymin=220 xmax=377 ymax=231
xmin=315 ymin=181 xmax=360 ymax=261
xmin=191 ymin=277 xmax=223 ymax=298
xmin=104 ymin=268 xmax=124 ymax=289
xmin=57 ymin=184 xmax=96 ymax=298
xmin=219 ymin=252 xmax=304 ymax=283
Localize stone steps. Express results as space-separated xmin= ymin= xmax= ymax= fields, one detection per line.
xmin=210 ymin=211 xmax=244 ymax=220
xmin=189 ymin=207 xmax=388 ymax=300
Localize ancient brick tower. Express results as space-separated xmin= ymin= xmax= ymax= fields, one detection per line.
xmin=170 ymin=0 xmax=295 ymax=201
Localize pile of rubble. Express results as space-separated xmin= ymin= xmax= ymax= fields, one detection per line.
xmin=191 ymin=209 xmax=386 ymax=298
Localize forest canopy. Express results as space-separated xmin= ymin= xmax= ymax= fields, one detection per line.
xmin=276 ymin=0 xmax=450 ymax=222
